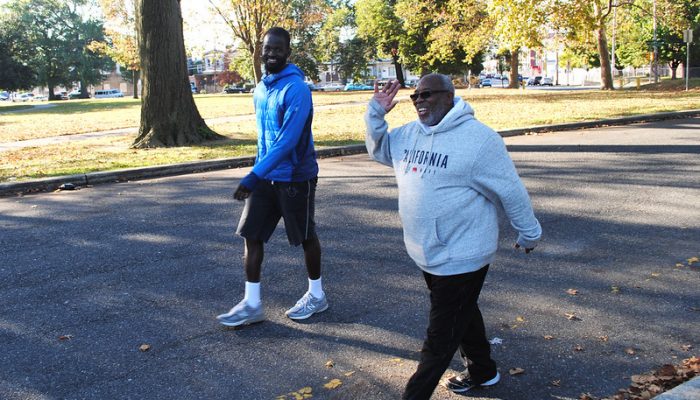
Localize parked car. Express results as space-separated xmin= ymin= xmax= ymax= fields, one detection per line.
xmin=0 ymin=91 xmax=9 ymax=101
xmin=190 ymin=82 xmax=198 ymax=93
xmin=344 ymin=83 xmax=373 ymax=91
xmin=223 ymin=86 xmax=247 ymax=94
xmin=68 ymin=90 xmax=84 ymax=99
xmin=55 ymin=91 xmax=68 ymax=100
xmin=306 ymin=82 xmax=319 ymax=91
xmin=94 ymin=89 xmax=124 ymax=98
xmin=527 ymin=76 xmax=542 ymax=86
xmin=320 ymin=83 xmax=343 ymax=92
xmin=480 ymin=78 xmax=492 ymax=87
xmin=541 ymin=77 xmax=554 ymax=86
xmin=14 ymin=92 xmax=34 ymax=102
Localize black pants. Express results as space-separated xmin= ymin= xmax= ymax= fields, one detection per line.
xmin=402 ymin=265 xmax=497 ymax=400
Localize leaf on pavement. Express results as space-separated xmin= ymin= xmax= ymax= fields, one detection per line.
xmin=565 ymin=312 xmax=582 ymax=321
xmin=139 ymin=344 xmax=151 ymax=352
xmin=543 ymin=335 xmax=555 ymax=340
xmin=344 ymin=371 xmax=355 ymax=377
xmin=675 ymin=263 xmax=684 ymax=267
xmin=509 ymin=367 xmax=525 ymax=376
xmin=324 ymin=360 xmax=334 ymax=368
xmin=680 ymin=344 xmax=693 ymax=351
xmin=625 ymin=347 xmax=637 ymax=355
xmin=58 ymin=334 xmax=73 ymax=341
xmin=611 ymin=286 xmax=621 ymax=294
xmin=687 ymin=256 xmax=698 ymax=265
xmin=323 ymin=379 xmax=342 ymax=390
xmin=551 ymin=379 xmax=561 ymax=386
xmin=566 ymin=288 xmax=579 ymax=295
xmin=516 ymin=316 xmax=526 ymax=322
xmin=599 ymin=335 xmax=609 ymax=342
xmin=574 ymin=345 xmax=584 ymax=352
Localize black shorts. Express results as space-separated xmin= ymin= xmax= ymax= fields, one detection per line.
xmin=236 ymin=178 xmax=318 ymax=246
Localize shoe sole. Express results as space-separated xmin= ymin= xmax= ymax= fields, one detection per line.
xmin=444 ymin=371 xmax=500 ymax=393
xmin=218 ymin=316 xmax=265 ymax=327
xmin=286 ymin=303 xmax=329 ymax=320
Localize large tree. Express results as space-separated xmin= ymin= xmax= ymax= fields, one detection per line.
xmin=355 ymin=0 xmax=407 ymax=86
xmin=208 ymin=0 xmax=290 ymax=83
xmin=91 ymin=0 xmax=140 ymax=98
xmin=0 ymin=13 xmax=36 ymax=90
xmin=4 ymin=0 xmax=110 ymax=99
xmin=132 ymin=0 xmax=223 ymax=148
xmin=488 ymin=0 xmax=547 ymax=88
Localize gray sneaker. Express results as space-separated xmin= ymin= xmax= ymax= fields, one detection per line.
xmin=217 ymin=299 xmax=265 ymax=327
xmin=285 ymin=292 xmax=328 ymax=320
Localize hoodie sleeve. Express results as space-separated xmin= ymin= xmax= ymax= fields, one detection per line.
xmin=251 ymin=83 xmax=311 ymax=179
xmin=364 ymin=99 xmax=393 ymax=167
xmin=470 ymin=134 xmax=542 ymax=249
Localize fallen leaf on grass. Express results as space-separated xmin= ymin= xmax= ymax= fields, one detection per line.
xmin=566 ymin=288 xmax=579 ymax=295
xmin=565 ymin=313 xmax=582 ymax=321
xmin=324 ymin=360 xmax=334 ymax=368
xmin=509 ymin=367 xmax=525 ymax=376
xmin=323 ymin=379 xmax=342 ymax=390
xmin=139 ymin=344 xmax=151 ymax=352
xmin=58 ymin=335 xmax=73 ymax=341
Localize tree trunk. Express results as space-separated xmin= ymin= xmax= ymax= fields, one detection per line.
xmin=251 ymin=42 xmax=263 ymax=83
xmin=669 ymin=62 xmax=679 ymax=80
xmin=132 ymin=70 xmax=139 ymax=99
xmin=391 ymin=54 xmax=406 ymax=87
xmin=132 ymin=0 xmax=223 ymax=148
xmin=508 ymin=49 xmax=519 ymax=89
xmin=596 ymin=25 xmax=614 ymax=90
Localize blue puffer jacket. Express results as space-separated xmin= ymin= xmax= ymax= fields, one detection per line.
xmin=250 ymin=64 xmax=318 ymax=182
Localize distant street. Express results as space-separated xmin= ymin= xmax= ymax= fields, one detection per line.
xmin=1 ymin=118 xmax=698 ymax=400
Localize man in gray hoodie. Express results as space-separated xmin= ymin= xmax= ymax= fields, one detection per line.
xmin=365 ymin=74 xmax=542 ymax=399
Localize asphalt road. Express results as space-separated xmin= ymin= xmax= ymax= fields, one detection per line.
xmin=1 ymin=118 xmax=698 ymax=400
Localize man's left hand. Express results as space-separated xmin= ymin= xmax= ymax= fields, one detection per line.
xmin=233 ymin=184 xmax=252 ymax=201
xmin=514 ymin=243 xmax=534 ymax=254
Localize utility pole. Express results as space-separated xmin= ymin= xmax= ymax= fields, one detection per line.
xmin=685 ymin=29 xmax=694 ymax=91
xmin=652 ymin=0 xmax=658 ymax=83
xmin=611 ymin=0 xmax=617 ymax=78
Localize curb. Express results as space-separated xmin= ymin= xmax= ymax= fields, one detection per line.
xmin=652 ymin=376 xmax=700 ymax=400
xmin=2 ymin=110 xmax=699 ymax=197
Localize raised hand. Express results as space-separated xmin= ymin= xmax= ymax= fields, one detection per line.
xmin=373 ymin=79 xmax=402 ymax=113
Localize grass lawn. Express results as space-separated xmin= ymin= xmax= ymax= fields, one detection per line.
xmin=1 ymin=80 xmax=699 ymax=182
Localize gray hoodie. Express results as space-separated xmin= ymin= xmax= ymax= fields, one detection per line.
xmin=365 ymin=97 xmax=542 ymax=275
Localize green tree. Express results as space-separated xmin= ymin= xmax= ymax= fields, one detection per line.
xmin=91 ymin=0 xmax=140 ymax=98
xmin=132 ymin=0 xmax=223 ymax=148
xmin=4 ymin=0 xmax=111 ymax=99
xmin=394 ymin=0 xmax=490 ymax=77
xmin=355 ymin=0 xmax=407 ymax=86
xmin=488 ymin=0 xmax=548 ymax=88
xmin=0 ymin=12 xmax=36 ymax=90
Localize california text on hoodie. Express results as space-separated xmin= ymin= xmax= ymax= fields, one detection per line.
xmin=251 ymin=63 xmax=318 ymax=182
xmin=365 ymin=97 xmax=542 ymax=276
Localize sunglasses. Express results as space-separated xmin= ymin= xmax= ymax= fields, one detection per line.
xmin=409 ymin=90 xmax=450 ymax=101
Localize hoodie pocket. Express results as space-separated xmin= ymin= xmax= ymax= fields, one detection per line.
xmin=401 ymin=214 xmax=450 ymax=266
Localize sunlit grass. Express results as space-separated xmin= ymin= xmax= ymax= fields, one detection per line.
xmin=1 ymin=80 xmax=699 ymax=182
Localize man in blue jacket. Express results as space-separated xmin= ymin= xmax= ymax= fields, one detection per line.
xmin=217 ymin=27 xmax=327 ymax=327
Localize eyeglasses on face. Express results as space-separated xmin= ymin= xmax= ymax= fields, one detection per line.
xmin=409 ymin=90 xmax=450 ymax=101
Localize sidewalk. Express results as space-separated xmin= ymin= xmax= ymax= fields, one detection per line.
xmin=2 ymin=109 xmax=699 ymax=197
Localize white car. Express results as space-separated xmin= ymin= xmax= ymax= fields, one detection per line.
xmin=320 ymin=83 xmax=343 ymax=92
xmin=14 ymin=93 xmax=34 ymax=102
xmin=94 ymin=89 xmax=124 ymax=98
xmin=541 ymin=77 xmax=554 ymax=86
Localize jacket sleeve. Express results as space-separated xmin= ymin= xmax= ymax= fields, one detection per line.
xmin=251 ymin=84 xmax=311 ymax=179
xmin=364 ymin=99 xmax=393 ymax=167
xmin=470 ymin=134 xmax=542 ymax=249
